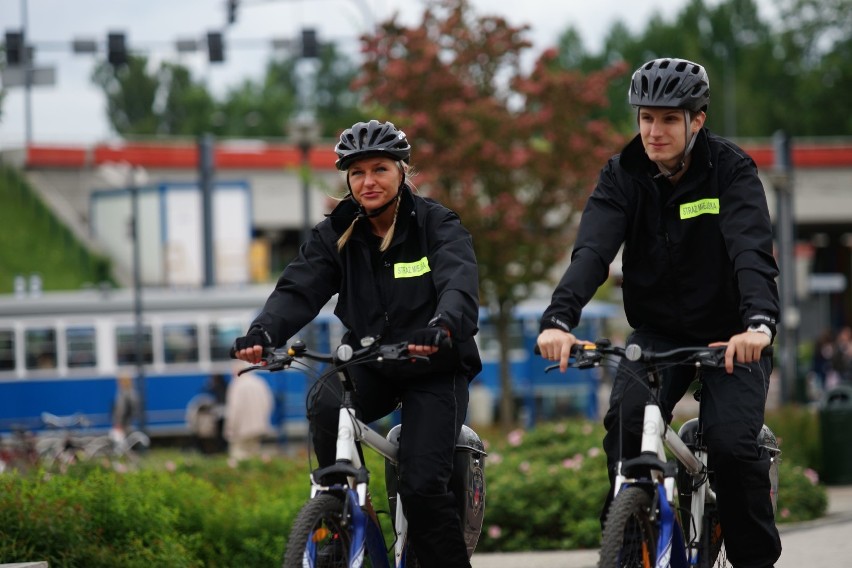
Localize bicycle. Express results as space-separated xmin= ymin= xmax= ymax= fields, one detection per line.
xmin=238 ymin=337 xmax=487 ymax=567
xmin=37 ymin=412 xmax=150 ymax=473
xmin=544 ymin=340 xmax=780 ymax=568
xmin=0 ymin=424 xmax=40 ymax=473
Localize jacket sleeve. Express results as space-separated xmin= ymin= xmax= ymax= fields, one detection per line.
xmin=717 ymin=153 xmax=780 ymax=333
xmin=249 ymin=224 xmax=341 ymax=347
xmin=426 ymin=209 xmax=480 ymax=342
xmin=540 ymin=162 xmax=627 ymax=332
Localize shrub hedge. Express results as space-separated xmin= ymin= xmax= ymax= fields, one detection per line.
xmin=0 ymin=415 xmax=828 ymax=566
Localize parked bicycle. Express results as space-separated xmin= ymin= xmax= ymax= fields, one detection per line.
xmin=543 ymin=340 xmax=780 ymax=568
xmin=37 ymin=412 xmax=149 ymax=473
xmin=0 ymin=424 xmax=40 ymax=473
xmin=238 ymin=337 xmax=487 ymax=567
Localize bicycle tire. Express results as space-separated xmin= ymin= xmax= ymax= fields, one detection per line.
xmin=282 ymin=493 xmax=375 ymax=568
xmin=699 ymin=503 xmax=730 ymax=568
xmin=598 ymin=486 xmax=658 ymax=568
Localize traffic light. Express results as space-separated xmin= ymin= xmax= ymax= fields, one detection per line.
xmin=207 ymin=32 xmax=224 ymax=63
xmin=227 ymin=0 xmax=239 ymax=25
xmin=107 ymin=32 xmax=128 ymax=67
xmin=301 ymin=29 xmax=318 ymax=58
xmin=4 ymin=31 xmax=24 ymax=65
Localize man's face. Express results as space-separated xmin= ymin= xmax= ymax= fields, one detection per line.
xmin=638 ymin=107 xmax=705 ymax=170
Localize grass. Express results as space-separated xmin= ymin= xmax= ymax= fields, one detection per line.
xmin=0 ymin=165 xmax=112 ymax=294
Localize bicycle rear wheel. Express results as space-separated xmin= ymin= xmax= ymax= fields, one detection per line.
xmin=598 ymin=486 xmax=658 ymax=568
xmin=282 ymin=493 xmax=371 ymax=568
xmin=699 ymin=503 xmax=730 ymax=568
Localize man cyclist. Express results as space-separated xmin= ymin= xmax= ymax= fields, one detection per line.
xmin=232 ymin=119 xmax=481 ymax=567
xmin=537 ymin=58 xmax=782 ymax=568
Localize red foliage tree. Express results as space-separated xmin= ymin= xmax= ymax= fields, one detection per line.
xmin=356 ymin=0 xmax=627 ymax=428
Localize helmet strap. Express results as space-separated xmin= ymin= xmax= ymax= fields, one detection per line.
xmin=653 ymin=110 xmax=696 ymax=180
xmin=355 ymin=175 xmax=406 ymax=220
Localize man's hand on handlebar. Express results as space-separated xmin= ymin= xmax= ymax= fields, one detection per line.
xmin=709 ymin=329 xmax=772 ymax=374
xmin=536 ymin=328 xmax=592 ymax=373
xmin=231 ymin=327 xmax=273 ymax=364
xmin=408 ymin=326 xmax=451 ymax=357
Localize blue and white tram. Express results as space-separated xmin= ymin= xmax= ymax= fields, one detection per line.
xmin=0 ymin=287 xmax=617 ymax=438
xmin=0 ymin=285 xmax=337 ymax=438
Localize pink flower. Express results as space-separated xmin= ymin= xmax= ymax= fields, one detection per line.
xmin=582 ymin=423 xmax=593 ymax=435
xmin=165 ymin=460 xmax=177 ymax=472
xmin=781 ymin=508 xmax=791 ymax=519
xmin=562 ymin=453 xmax=584 ymax=470
xmin=587 ymin=447 xmax=601 ymax=458
xmin=507 ymin=429 xmax=524 ymax=447
xmin=488 ymin=525 xmax=502 ymax=539
xmin=803 ymin=468 xmax=819 ymax=485
xmin=553 ymin=423 xmax=567 ymax=434
xmin=519 ymin=461 xmax=531 ymax=474
xmin=489 ymin=452 xmax=503 ymax=465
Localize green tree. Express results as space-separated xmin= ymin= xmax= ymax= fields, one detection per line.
xmin=356 ymin=0 xmax=626 ymax=428
xmin=158 ymin=63 xmax=217 ymax=136
xmin=92 ymin=55 xmax=160 ymax=136
xmin=557 ymin=0 xmax=852 ymax=137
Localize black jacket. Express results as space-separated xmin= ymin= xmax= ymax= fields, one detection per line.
xmin=541 ymin=129 xmax=780 ymax=343
xmin=250 ymin=185 xmax=482 ymax=380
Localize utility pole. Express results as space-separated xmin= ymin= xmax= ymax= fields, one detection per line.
xmin=771 ymin=130 xmax=798 ymax=404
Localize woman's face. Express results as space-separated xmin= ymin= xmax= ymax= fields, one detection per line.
xmin=638 ymin=107 xmax=705 ymax=170
xmin=347 ymin=156 xmax=402 ymax=212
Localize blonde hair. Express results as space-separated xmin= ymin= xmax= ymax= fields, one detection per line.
xmin=336 ymin=161 xmax=412 ymax=252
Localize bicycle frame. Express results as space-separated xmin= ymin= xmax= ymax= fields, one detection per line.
xmin=614 ymin=402 xmax=713 ymax=567
xmin=310 ymin=402 xmax=410 ymax=568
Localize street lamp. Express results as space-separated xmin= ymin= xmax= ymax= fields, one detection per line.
xmin=97 ymin=162 xmax=150 ymax=435
xmin=288 ymin=116 xmax=321 ymax=244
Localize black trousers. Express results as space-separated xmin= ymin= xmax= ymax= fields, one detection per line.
xmin=601 ymin=331 xmax=782 ymax=568
xmin=308 ymin=364 xmax=471 ymax=568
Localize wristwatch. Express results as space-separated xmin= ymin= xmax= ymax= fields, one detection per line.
xmin=747 ymin=323 xmax=773 ymax=340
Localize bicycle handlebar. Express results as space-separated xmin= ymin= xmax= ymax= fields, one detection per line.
xmin=536 ymin=339 xmax=773 ymax=371
xmin=236 ymin=336 xmax=429 ymax=376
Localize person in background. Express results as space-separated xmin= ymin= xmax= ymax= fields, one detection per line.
xmin=111 ymin=371 xmax=142 ymax=442
xmin=204 ymin=373 xmax=229 ymax=453
xmin=536 ymin=58 xmax=781 ymax=568
xmin=231 ymin=119 xmax=481 ymax=567
xmin=223 ymin=366 xmax=273 ymax=461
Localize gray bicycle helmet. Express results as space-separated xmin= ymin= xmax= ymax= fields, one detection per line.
xmin=334 ymin=120 xmax=411 ymax=171
xmin=628 ymin=58 xmax=710 ymax=112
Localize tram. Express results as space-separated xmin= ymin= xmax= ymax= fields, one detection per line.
xmin=0 ymin=286 xmax=615 ymax=437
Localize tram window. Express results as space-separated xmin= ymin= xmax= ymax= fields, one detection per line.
xmin=25 ymin=328 xmax=57 ymax=370
xmin=210 ymin=322 xmax=243 ymax=361
xmin=66 ymin=326 xmax=97 ymax=368
xmin=0 ymin=329 xmax=14 ymax=370
xmin=476 ymin=319 xmax=524 ymax=353
xmin=163 ymin=323 xmax=199 ymax=363
xmin=116 ymin=325 xmax=153 ymax=365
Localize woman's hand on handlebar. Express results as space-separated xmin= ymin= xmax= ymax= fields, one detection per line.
xmin=536 ymin=329 xmax=592 ymax=373
xmin=407 ymin=326 xmax=451 ymax=357
xmin=709 ymin=329 xmax=772 ymax=374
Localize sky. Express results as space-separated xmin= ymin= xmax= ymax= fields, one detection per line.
xmin=0 ymin=0 xmax=777 ymax=149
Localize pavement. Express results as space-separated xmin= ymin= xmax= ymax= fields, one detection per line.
xmin=470 ymin=484 xmax=852 ymax=568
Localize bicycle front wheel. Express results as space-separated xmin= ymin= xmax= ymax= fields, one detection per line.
xmin=282 ymin=493 xmax=365 ymax=568
xmin=599 ymin=486 xmax=658 ymax=568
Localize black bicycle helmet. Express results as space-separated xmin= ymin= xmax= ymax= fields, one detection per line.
xmin=628 ymin=58 xmax=710 ymax=112
xmin=334 ymin=120 xmax=411 ymax=171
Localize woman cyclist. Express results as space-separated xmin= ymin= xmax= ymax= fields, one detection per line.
xmin=232 ymin=119 xmax=481 ymax=567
